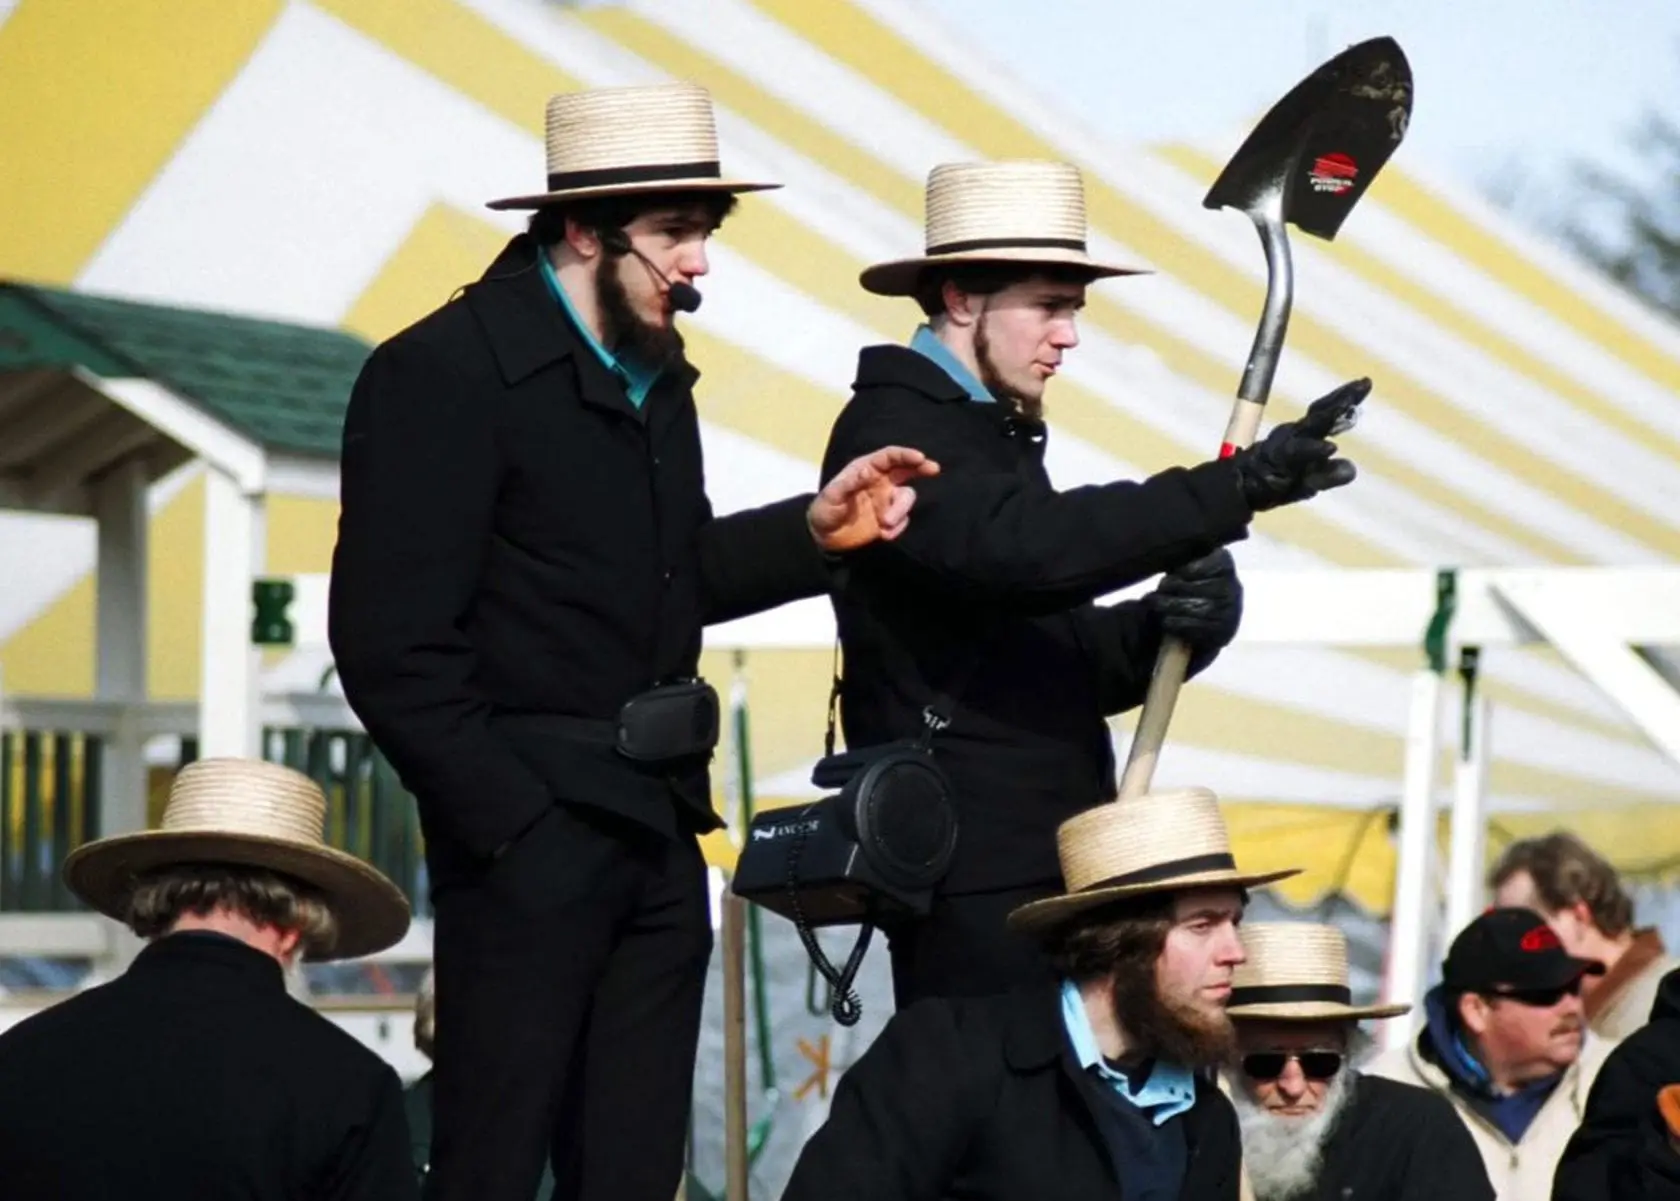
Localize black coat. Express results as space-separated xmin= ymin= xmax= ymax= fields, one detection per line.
xmin=0 ymin=933 xmax=415 ymax=1200
xmin=1554 ymin=968 xmax=1680 ymax=1201
xmin=821 ymin=346 xmax=1252 ymax=890
xmin=782 ymin=981 xmax=1243 ymax=1201
xmin=1283 ymin=1074 xmax=1494 ymax=1201
xmin=330 ymin=236 xmax=831 ymax=872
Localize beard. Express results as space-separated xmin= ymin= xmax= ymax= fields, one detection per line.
xmin=1110 ymin=958 xmax=1237 ymax=1071
xmin=1232 ymin=1067 xmax=1355 ymax=1201
xmin=597 ymin=255 xmax=684 ymax=369
xmin=974 ymin=313 xmax=1043 ymax=423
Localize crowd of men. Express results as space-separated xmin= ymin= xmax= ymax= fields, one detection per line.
xmin=0 ymin=79 xmax=1678 ymax=1201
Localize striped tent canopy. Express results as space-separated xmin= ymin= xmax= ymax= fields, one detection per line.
xmin=4 ymin=0 xmax=1680 ymax=913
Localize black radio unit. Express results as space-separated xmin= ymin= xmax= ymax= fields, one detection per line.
xmin=730 ymin=742 xmax=959 ymax=1025
xmin=731 ymin=744 xmax=958 ymax=926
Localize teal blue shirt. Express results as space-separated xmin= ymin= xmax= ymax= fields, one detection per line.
xmin=908 ymin=324 xmax=994 ymax=404
xmin=1060 ymin=978 xmax=1198 ymax=1125
xmin=538 ymin=253 xmax=661 ymax=409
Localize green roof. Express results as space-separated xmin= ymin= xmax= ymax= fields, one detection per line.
xmin=0 ymin=282 xmax=372 ymax=459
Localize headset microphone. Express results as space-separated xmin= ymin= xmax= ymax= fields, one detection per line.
xmin=665 ymin=278 xmax=702 ymax=314
xmin=602 ymin=229 xmax=703 ymax=313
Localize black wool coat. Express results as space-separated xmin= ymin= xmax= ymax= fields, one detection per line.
xmin=782 ymin=981 xmax=1243 ymax=1201
xmin=330 ymin=235 xmax=833 ymax=875
xmin=1554 ymin=968 xmax=1680 ymax=1201
xmin=822 ymin=346 xmax=1253 ymax=891
xmin=1279 ymin=1073 xmax=1495 ymax=1201
xmin=0 ymin=933 xmax=416 ymax=1201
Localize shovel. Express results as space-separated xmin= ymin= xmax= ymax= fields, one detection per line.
xmin=1116 ymin=36 xmax=1414 ymax=802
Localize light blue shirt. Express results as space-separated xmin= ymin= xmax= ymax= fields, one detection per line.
xmin=537 ymin=252 xmax=661 ymax=409
xmin=908 ymin=323 xmax=995 ymax=404
xmin=1060 ymin=978 xmax=1198 ymax=1126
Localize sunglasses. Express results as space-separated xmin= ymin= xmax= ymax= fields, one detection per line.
xmin=1490 ymin=978 xmax=1582 ymax=1008
xmin=1240 ymin=1051 xmax=1344 ymax=1082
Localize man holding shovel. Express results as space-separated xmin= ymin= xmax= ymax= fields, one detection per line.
xmin=821 ymin=158 xmax=1370 ymax=1007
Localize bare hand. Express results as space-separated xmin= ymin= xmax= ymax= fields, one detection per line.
xmin=808 ymin=446 xmax=940 ymax=552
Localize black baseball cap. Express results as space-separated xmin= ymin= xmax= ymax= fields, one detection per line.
xmin=1441 ymin=907 xmax=1606 ymax=996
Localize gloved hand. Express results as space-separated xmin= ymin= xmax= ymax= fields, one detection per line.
xmin=1230 ymin=378 xmax=1370 ymax=512
xmin=1148 ymin=548 xmax=1242 ymax=651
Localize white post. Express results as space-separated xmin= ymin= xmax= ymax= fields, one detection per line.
xmin=198 ymin=466 xmax=264 ymax=758
xmin=1381 ymin=669 xmax=1444 ymax=1050
xmin=93 ymin=458 xmax=150 ymax=967
xmin=94 ymin=459 xmax=150 ymax=835
xmin=1445 ymin=658 xmax=1491 ymax=946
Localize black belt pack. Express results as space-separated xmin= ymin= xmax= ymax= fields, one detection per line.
xmin=615 ymin=678 xmax=720 ymax=762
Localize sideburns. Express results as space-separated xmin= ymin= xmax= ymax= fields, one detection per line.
xmin=973 ymin=302 xmax=1042 ymax=422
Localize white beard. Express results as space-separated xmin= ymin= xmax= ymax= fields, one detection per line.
xmin=1233 ymin=1068 xmax=1355 ymax=1201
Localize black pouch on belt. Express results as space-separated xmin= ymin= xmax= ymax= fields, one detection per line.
xmin=615 ymin=679 xmax=720 ymax=762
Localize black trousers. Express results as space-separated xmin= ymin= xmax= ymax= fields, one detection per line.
xmin=423 ymin=802 xmax=711 ymax=1201
xmin=886 ymin=880 xmax=1061 ymax=1009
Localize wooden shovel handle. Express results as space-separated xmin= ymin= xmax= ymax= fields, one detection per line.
xmin=1116 ymin=398 xmax=1267 ymax=801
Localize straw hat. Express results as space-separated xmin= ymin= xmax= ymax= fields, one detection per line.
xmin=487 ymin=81 xmax=779 ymax=210
xmin=860 ymin=160 xmax=1149 ymax=297
xmin=63 ymin=758 xmax=411 ymax=961
xmin=1007 ymin=787 xmax=1299 ymax=933
xmin=1228 ymin=923 xmax=1411 ymax=1021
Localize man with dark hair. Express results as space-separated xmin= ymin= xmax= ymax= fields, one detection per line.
xmin=1492 ymin=830 xmax=1677 ymax=1040
xmin=1366 ymin=908 xmax=1615 ymax=1201
xmin=0 ymin=758 xmax=416 ymax=1200
xmin=825 ymin=159 xmax=1370 ymax=1006
xmin=782 ymin=786 xmax=1296 ymax=1201
xmin=329 ymin=82 xmax=936 ymax=1201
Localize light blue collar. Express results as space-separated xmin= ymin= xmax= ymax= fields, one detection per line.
xmin=1060 ymin=978 xmax=1198 ymax=1125
xmin=537 ymin=251 xmax=660 ymax=409
xmin=908 ymin=324 xmax=994 ymax=403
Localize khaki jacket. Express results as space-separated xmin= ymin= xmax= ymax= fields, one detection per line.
xmin=1365 ymin=1034 xmax=1615 ymax=1201
xmin=1589 ymin=932 xmax=1678 ymax=1042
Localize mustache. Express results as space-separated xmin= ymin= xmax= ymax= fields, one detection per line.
xmin=1551 ymin=1016 xmax=1584 ymax=1036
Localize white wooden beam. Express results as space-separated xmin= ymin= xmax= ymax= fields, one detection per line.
xmin=1445 ymin=683 xmax=1491 ymax=945
xmin=1494 ymin=575 xmax=1680 ymax=769
xmin=94 ymin=457 xmax=150 ymax=837
xmin=266 ymin=454 xmax=340 ymax=500
xmin=199 ymin=466 xmax=266 ymax=757
xmin=90 ymin=372 xmax=266 ymax=492
xmin=1381 ymin=670 xmax=1444 ymax=1050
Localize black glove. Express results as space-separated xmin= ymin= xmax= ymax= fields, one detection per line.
xmin=1148 ymin=548 xmax=1242 ymax=651
xmin=1231 ymin=378 xmax=1369 ymax=512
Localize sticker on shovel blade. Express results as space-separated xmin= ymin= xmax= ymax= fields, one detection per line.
xmin=1308 ymin=152 xmax=1358 ymax=194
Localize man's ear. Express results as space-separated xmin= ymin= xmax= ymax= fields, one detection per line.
xmin=1457 ymin=991 xmax=1490 ymax=1037
xmin=564 ymin=216 xmax=603 ymax=261
xmin=941 ymin=279 xmax=979 ymax=328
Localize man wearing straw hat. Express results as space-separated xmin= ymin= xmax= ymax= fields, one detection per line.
xmin=823 ymin=158 xmax=1370 ymax=1006
xmin=329 ymin=80 xmax=937 ymax=1201
xmin=784 ymin=787 xmax=1296 ymax=1201
xmin=0 ymin=758 xmax=416 ymax=1200
xmin=1225 ymin=922 xmax=1492 ymax=1201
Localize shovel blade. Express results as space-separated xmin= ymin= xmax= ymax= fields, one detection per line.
xmin=1204 ymin=36 xmax=1413 ymax=240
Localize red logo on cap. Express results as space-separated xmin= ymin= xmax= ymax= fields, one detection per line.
xmin=1521 ymin=925 xmax=1561 ymax=952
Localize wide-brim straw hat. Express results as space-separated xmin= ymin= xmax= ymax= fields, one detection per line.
xmin=861 ymin=160 xmax=1149 ymax=297
xmin=63 ymin=758 xmax=411 ymax=962
xmin=487 ymin=81 xmax=779 ymax=210
xmin=1007 ymin=787 xmax=1299 ymax=934
xmin=1228 ymin=922 xmax=1411 ymax=1021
